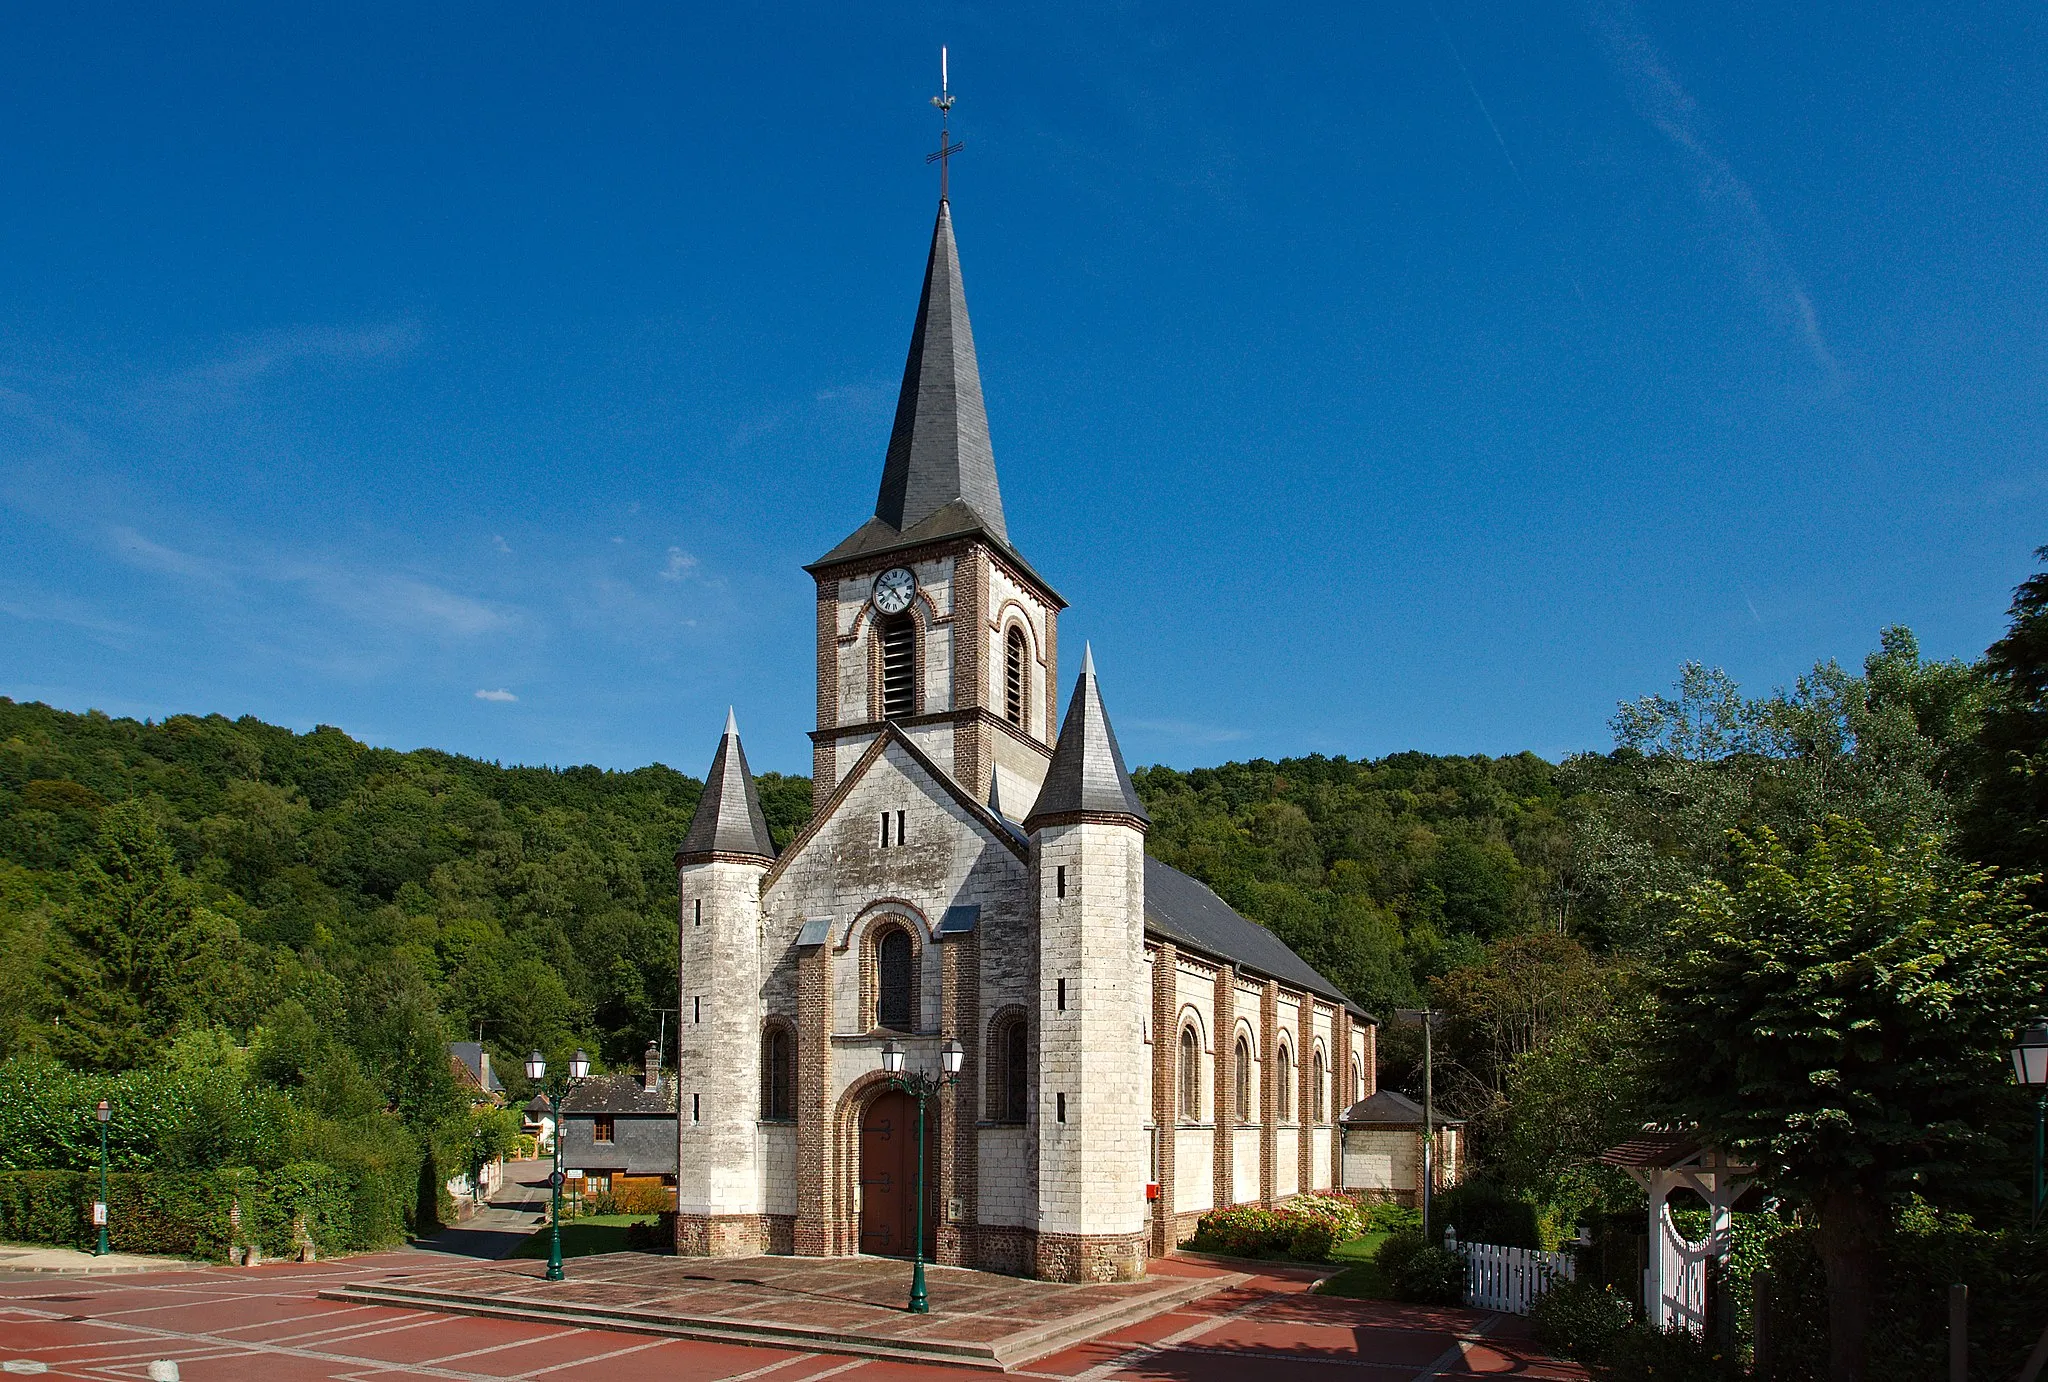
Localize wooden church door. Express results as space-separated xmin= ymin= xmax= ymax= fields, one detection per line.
xmin=858 ymin=1089 xmax=937 ymax=1258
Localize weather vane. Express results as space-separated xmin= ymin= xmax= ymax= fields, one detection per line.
xmin=926 ymin=46 xmax=963 ymax=200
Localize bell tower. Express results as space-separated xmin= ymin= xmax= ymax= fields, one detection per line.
xmin=805 ymin=197 xmax=1064 ymax=810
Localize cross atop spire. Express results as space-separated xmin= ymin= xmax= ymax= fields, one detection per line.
xmin=927 ymin=46 xmax=964 ymax=202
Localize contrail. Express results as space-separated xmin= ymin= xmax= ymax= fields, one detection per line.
xmin=1423 ymin=0 xmax=1589 ymax=308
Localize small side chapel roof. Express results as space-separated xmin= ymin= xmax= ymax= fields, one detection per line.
xmin=676 ymin=709 xmax=776 ymax=863
xmin=1337 ymin=1089 xmax=1463 ymax=1128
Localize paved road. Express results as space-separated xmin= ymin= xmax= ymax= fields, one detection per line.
xmin=0 ymin=1251 xmax=1586 ymax=1381
xmin=408 ymin=1161 xmax=554 ymax=1263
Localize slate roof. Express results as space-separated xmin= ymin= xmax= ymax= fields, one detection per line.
xmin=809 ymin=202 xmax=1054 ymax=597
xmin=447 ymin=1041 xmax=503 ymax=1095
xmin=1337 ymin=1089 xmax=1461 ymax=1127
xmin=558 ymin=1072 xmax=680 ymax=1116
xmin=677 ymin=710 xmax=775 ymax=862
xmin=1025 ymin=647 xmax=1150 ymax=827
xmin=1143 ymin=858 xmax=1369 ymax=1020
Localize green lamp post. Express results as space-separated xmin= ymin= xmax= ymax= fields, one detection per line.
xmin=525 ymin=1047 xmax=590 ymax=1282
xmin=879 ymin=1036 xmax=963 ymax=1314
xmin=93 ymin=1099 xmax=111 ymax=1257
xmin=2011 ymin=1020 xmax=2048 ymax=1230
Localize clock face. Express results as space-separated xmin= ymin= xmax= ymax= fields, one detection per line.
xmin=872 ymin=567 xmax=917 ymax=615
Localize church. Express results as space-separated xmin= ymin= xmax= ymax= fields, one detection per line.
xmin=671 ymin=191 xmax=1378 ymax=1282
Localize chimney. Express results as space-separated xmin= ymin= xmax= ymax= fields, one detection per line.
xmin=643 ymin=1041 xmax=660 ymax=1093
xmin=478 ymin=1049 xmax=492 ymax=1090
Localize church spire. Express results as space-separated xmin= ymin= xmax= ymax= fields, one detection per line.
xmin=1024 ymin=645 xmax=1150 ymax=829
xmin=676 ymin=709 xmax=776 ymax=863
xmin=871 ymin=199 xmax=1008 ymax=544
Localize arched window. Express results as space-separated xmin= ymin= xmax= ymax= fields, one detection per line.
xmin=1275 ymin=1045 xmax=1293 ymax=1122
xmin=1178 ymin=1025 xmax=1201 ymax=1120
xmin=1351 ymin=1055 xmax=1362 ymax=1105
xmin=1004 ymin=626 xmax=1028 ymax=728
xmin=880 ymin=615 xmax=916 ymax=719
xmin=1234 ymin=1035 xmax=1252 ymax=1124
xmin=760 ymin=1023 xmax=794 ymax=1120
xmin=1003 ymin=1017 xmax=1029 ymax=1122
xmin=1312 ymin=1049 xmax=1326 ymax=1123
xmin=877 ymin=928 xmax=914 ymax=1030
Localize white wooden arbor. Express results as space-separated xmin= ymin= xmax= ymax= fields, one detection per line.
xmin=1601 ymin=1131 xmax=1756 ymax=1334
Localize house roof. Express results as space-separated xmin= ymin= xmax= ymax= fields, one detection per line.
xmin=1025 ymin=646 xmax=1149 ymax=828
xmin=677 ymin=709 xmax=776 ymax=863
xmin=447 ymin=1041 xmax=503 ymax=1095
xmin=1337 ymin=1089 xmax=1462 ymax=1128
xmin=1143 ymin=859 xmax=1369 ymax=1021
xmin=557 ymin=1073 xmax=679 ymax=1116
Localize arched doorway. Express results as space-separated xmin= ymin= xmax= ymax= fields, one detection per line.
xmin=858 ymin=1088 xmax=937 ymax=1258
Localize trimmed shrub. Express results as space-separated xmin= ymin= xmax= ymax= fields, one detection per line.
xmin=1530 ymin=1278 xmax=1634 ymax=1362
xmin=1361 ymin=1201 xmax=1422 ymax=1235
xmin=1188 ymin=1197 xmax=1362 ymax=1261
xmin=1392 ymin=1244 xmax=1465 ymax=1304
xmin=0 ymin=1170 xmax=88 ymax=1247
xmin=1598 ymin=1324 xmax=1742 ymax=1381
xmin=1435 ymin=1178 xmax=1542 ymax=1249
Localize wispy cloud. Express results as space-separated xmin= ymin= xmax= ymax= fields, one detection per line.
xmin=1585 ymin=0 xmax=1843 ymax=385
xmin=492 ymin=534 xmax=513 ymax=554
xmin=474 ymin=688 xmax=518 ymax=703
xmin=660 ymin=546 xmax=698 ymax=581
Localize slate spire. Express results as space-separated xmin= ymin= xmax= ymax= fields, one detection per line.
xmin=1024 ymin=645 xmax=1150 ymax=829
xmin=872 ymin=199 xmax=1008 ymax=543
xmin=677 ymin=708 xmax=776 ymax=863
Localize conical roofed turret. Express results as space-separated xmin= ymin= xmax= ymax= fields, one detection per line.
xmin=1024 ymin=646 xmax=1150 ymax=829
xmin=677 ymin=709 xmax=776 ymax=863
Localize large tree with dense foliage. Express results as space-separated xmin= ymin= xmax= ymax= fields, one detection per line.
xmin=1968 ymin=547 xmax=2048 ymax=894
xmin=1642 ymin=818 xmax=2047 ymax=1381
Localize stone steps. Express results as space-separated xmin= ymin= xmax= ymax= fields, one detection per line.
xmin=318 ymin=1269 xmax=1238 ymax=1372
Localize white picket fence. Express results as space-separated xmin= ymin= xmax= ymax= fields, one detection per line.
xmin=1445 ymin=1233 xmax=1576 ymax=1315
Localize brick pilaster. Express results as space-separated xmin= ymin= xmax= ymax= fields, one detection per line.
xmin=1150 ymin=943 xmax=1178 ymax=1256
xmin=1212 ymin=966 xmax=1235 ymax=1208
xmin=1333 ymin=1007 xmax=1352 ymax=1190
xmin=1259 ymin=980 xmax=1279 ymax=1206
xmin=793 ymin=943 xmax=833 ymax=1255
xmin=938 ymin=933 xmax=980 ymax=1267
xmin=1297 ymin=994 xmax=1314 ymax=1197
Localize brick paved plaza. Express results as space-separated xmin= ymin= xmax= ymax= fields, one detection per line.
xmin=0 ymin=1249 xmax=1587 ymax=1380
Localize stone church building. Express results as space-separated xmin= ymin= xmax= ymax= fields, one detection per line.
xmin=672 ymin=194 xmax=1377 ymax=1282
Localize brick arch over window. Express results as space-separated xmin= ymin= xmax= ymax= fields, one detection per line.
xmin=858 ymin=917 xmax=924 ymax=1033
xmin=761 ymin=1017 xmax=797 ymax=1121
xmin=985 ymin=1006 xmax=1030 ymax=1123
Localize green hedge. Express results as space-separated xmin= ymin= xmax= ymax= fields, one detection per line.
xmin=0 ymin=1162 xmax=410 ymax=1259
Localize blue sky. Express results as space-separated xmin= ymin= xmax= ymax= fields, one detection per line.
xmin=2 ymin=3 xmax=2042 ymax=777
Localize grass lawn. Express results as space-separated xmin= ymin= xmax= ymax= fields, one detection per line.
xmin=509 ymin=1213 xmax=656 ymax=1260
xmin=1315 ymin=1230 xmax=1394 ymax=1298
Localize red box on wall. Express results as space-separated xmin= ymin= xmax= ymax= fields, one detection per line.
xmin=1145 ymin=1183 xmax=1159 ymax=1201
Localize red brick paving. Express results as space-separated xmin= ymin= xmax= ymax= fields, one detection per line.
xmin=0 ymin=1253 xmax=1588 ymax=1381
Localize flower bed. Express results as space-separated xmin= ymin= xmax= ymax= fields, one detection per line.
xmin=1188 ymin=1193 xmax=1367 ymax=1262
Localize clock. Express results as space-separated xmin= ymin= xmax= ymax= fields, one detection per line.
xmin=872 ymin=567 xmax=917 ymax=615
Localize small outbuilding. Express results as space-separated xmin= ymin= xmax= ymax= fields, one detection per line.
xmin=554 ymin=1042 xmax=679 ymax=1206
xmin=1337 ymin=1089 xmax=1463 ymax=1206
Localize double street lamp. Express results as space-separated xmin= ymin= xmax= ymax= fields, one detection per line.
xmin=524 ymin=1048 xmax=591 ymax=1282
xmin=2011 ymin=1021 xmax=2048 ymax=1230
xmin=93 ymin=1099 xmax=111 ymax=1257
xmin=879 ymin=1036 xmax=963 ymax=1314
xmin=1394 ymin=1008 xmax=1443 ymax=1244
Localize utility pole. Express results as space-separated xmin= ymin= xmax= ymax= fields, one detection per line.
xmin=1396 ymin=1008 xmax=1442 ymax=1242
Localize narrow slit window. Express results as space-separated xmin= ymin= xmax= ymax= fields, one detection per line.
xmin=1003 ymin=1018 xmax=1028 ymax=1122
xmin=880 ymin=615 xmax=916 ymax=719
xmin=1056 ymin=977 xmax=1066 ymax=1011
xmin=1055 ymin=865 xmax=1066 ymax=898
xmin=693 ymin=995 xmax=700 ymax=1023
xmin=881 ymin=811 xmax=891 ymax=847
xmin=1056 ymin=1092 xmax=1066 ymax=1123
xmin=694 ymin=898 xmax=701 ymax=927
xmin=1004 ymin=626 xmax=1027 ymax=727
xmin=692 ymin=1093 xmax=700 ymax=1122
xmin=762 ymin=1025 xmax=793 ymax=1120
xmin=896 ymin=810 xmax=905 ymax=844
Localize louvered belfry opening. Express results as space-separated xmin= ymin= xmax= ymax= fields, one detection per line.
xmin=1004 ymin=626 xmax=1026 ymax=727
xmin=880 ymin=616 xmax=916 ymax=719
